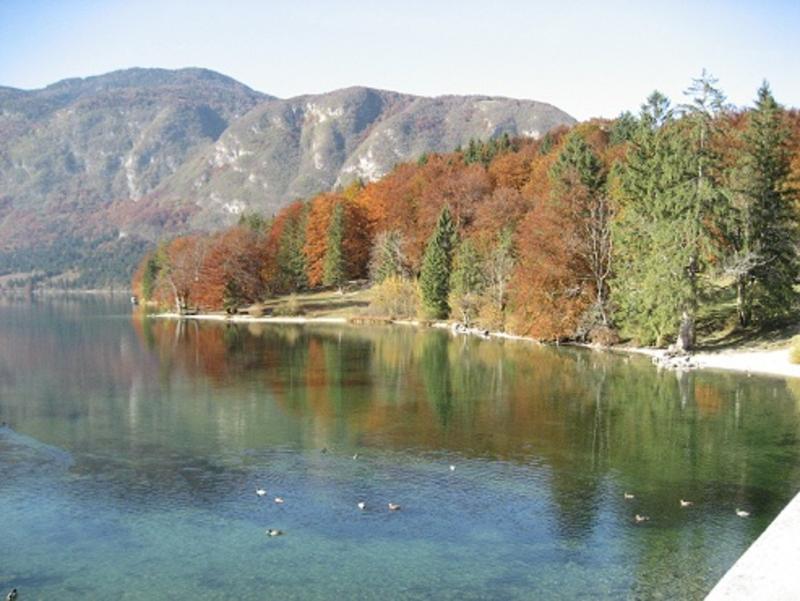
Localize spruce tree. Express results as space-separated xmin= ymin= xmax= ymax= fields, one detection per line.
xmin=276 ymin=208 xmax=308 ymax=292
xmin=613 ymin=92 xmax=696 ymax=346
xmin=730 ymin=82 xmax=798 ymax=324
xmin=449 ymin=239 xmax=484 ymax=324
xmin=420 ymin=206 xmax=457 ymax=319
xmin=322 ymin=202 xmax=346 ymax=289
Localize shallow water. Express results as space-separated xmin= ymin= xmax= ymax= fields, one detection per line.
xmin=1 ymin=297 xmax=799 ymax=599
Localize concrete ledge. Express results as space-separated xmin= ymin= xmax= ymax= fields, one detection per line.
xmin=706 ymin=491 xmax=800 ymax=600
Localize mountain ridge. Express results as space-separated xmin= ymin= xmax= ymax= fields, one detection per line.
xmin=0 ymin=67 xmax=576 ymax=286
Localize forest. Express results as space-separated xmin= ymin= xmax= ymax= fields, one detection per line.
xmin=133 ymin=74 xmax=800 ymax=350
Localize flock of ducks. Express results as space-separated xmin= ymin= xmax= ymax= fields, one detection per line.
xmin=255 ymin=451 xmax=438 ymax=536
xmin=623 ymin=491 xmax=751 ymax=523
xmin=254 ymin=453 xmax=753 ymax=538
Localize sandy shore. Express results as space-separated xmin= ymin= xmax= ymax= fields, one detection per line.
xmin=154 ymin=312 xmax=800 ymax=380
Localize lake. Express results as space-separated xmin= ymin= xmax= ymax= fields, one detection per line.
xmin=1 ymin=297 xmax=799 ymax=599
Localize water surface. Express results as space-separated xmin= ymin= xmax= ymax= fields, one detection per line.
xmin=1 ymin=297 xmax=799 ymax=599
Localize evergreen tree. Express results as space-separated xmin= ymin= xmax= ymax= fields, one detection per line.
xmin=729 ymin=82 xmax=798 ymax=324
xmin=276 ymin=207 xmax=308 ymax=292
xmin=419 ymin=206 xmax=457 ymax=318
xmin=613 ymin=92 xmax=693 ymax=346
xmin=609 ymin=111 xmax=638 ymax=145
xmin=322 ymin=202 xmax=346 ymax=289
xmin=613 ymin=78 xmax=728 ymax=349
xmin=449 ymin=238 xmax=484 ymax=324
xmin=141 ymin=252 xmax=161 ymax=301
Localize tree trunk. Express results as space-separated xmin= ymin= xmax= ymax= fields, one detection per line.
xmin=676 ymin=309 xmax=695 ymax=352
xmin=736 ymin=277 xmax=749 ymax=327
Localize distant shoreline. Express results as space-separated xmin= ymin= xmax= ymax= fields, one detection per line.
xmin=152 ymin=310 xmax=800 ymax=380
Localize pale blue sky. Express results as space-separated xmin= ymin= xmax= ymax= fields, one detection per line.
xmin=1 ymin=0 xmax=797 ymax=120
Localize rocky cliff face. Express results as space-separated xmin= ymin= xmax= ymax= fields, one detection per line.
xmin=0 ymin=68 xmax=575 ymax=286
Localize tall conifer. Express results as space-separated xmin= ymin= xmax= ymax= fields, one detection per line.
xmin=420 ymin=206 xmax=457 ymax=318
xmin=322 ymin=202 xmax=346 ymax=289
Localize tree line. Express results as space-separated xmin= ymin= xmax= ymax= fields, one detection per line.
xmin=133 ymin=73 xmax=800 ymax=349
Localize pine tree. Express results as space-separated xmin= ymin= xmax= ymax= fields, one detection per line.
xmin=419 ymin=206 xmax=457 ymax=318
xmin=730 ymin=82 xmax=798 ymax=324
xmin=322 ymin=202 xmax=346 ymax=289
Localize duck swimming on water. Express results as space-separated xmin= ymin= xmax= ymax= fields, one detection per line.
xmin=634 ymin=514 xmax=650 ymax=523
xmin=736 ymin=508 xmax=750 ymax=518
xmin=623 ymin=492 xmax=635 ymax=500
xmin=266 ymin=529 xmax=284 ymax=537
xmin=256 ymin=488 xmax=267 ymax=497
xmin=680 ymin=499 xmax=694 ymax=507
xmin=388 ymin=503 xmax=401 ymax=511
xmin=6 ymin=588 xmax=17 ymax=601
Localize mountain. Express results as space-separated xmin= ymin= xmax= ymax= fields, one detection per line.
xmin=0 ymin=68 xmax=575 ymax=287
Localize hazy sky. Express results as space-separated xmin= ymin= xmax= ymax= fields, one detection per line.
xmin=1 ymin=0 xmax=798 ymax=120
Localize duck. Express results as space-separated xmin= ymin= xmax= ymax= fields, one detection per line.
xmin=634 ymin=514 xmax=650 ymax=523
xmin=6 ymin=589 xmax=17 ymax=601
xmin=680 ymin=499 xmax=694 ymax=507
xmin=449 ymin=465 xmax=456 ymax=472
xmin=352 ymin=453 xmax=359 ymax=460
xmin=266 ymin=528 xmax=284 ymax=537
xmin=623 ymin=492 xmax=635 ymax=500
xmin=388 ymin=503 xmax=401 ymax=511
xmin=274 ymin=497 xmax=285 ymax=504
xmin=357 ymin=501 xmax=366 ymax=510
xmin=736 ymin=508 xmax=750 ymax=518
xmin=256 ymin=488 xmax=267 ymax=497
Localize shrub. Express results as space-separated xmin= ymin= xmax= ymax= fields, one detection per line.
xmin=273 ymin=295 xmax=305 ymax=317
xmin=789 ymin=336 xmax=800 ymax=364
xmin=368 ymin=276 xmax=419 ymax=319
xmin=475 ymin=301 xmax=505 ymax=332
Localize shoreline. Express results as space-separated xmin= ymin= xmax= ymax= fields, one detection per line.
xmin=151 ymin=311 xmax=800 ymax=380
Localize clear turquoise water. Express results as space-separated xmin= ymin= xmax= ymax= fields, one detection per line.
xmin=1 ymin=297 xmax=799 ymax=599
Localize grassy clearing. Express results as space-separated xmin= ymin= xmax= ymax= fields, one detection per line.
xmin=250 ymin=286 xmax=374 ymax=319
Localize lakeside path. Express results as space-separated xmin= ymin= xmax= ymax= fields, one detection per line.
xmin=153 ymin=312 xmax=800 ymax=380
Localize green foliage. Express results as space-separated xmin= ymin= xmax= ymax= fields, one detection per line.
xmin=369 ymin=230 xmax=408 ymax=283
xmin=273 ymin=294 xmax=305 ymax=317
xmin=463 ymin=134 xmax=513 ymax=166
xmin=238 ymin=212 xmax=269 ymax=231
xmin=449 ymin=239 xmax=485 ymax=324
xmin=142 ymin=253 xmax=161 ymax=300
xmin=419 ymin=207 xmax=457 ymax=319
xmin=728 ymin=82 xmax=798 ymax=325
xmin=222 ymin=278 xmax=243 ymax=314
xmin=276 ymin=207 xmax=308 ymax=292
xmin=613 ymin=77 xmax=729 ymax=348
xmin=609 ymin=111 xmax=638 ymax=145
xmin=322 ymin=202 xmax=346 ymax=288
